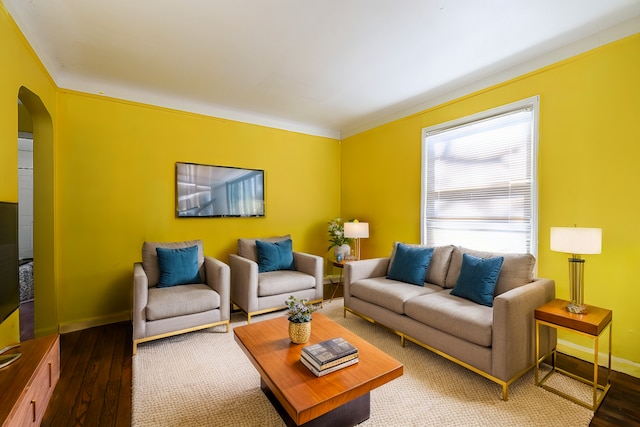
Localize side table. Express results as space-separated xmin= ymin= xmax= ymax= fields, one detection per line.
xmin=534 ymin=299 xmax=612 ymax=411
xmin=328 ymin=260 xmax=348 ymax=302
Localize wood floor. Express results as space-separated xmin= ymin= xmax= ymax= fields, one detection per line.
xmin=41 ymin=322 xmax=131 ymax=427
xmin=40 ymin=321 xmax=639 ymax=427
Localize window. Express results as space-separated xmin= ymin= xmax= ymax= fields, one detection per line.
xmin=421 ymin=97 xmax=539 ymax=255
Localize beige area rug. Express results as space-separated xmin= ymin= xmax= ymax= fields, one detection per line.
xmin=132 ymin=300 xmax=594 ymax=426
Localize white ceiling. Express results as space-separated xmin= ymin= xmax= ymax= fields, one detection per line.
xmin=4 ymin=0 xmax=640 ymax=139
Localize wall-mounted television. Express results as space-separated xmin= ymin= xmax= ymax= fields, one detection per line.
xmin=0 ymin=202 xmax=19 ymax=323
xmin=176 ymin=162 xmax=265 ymax=218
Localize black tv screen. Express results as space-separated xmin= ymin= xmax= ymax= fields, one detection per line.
xmin=176 ymin=162 xmax=265 ymax=217
xmin=0 ymin=202 xmax=19 ymax=323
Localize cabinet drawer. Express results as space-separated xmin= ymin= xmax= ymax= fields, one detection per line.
xmin=1 ymin=335 xmax=60 ymax=427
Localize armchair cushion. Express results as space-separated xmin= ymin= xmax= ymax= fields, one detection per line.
xmin=237 ymin=235 xmax=291 ymax=262
xmin=142 ymin=240 xmax=204 ymax=287
xmin=146 ymin=283 xmax=221 ymax=321
xmin=156 ymin=245 xmax=201 ymax=287
xmin=257 ymin=270 xmax=316 ymax=297
xmin=256 ymin=238 xmax=295 ymax=272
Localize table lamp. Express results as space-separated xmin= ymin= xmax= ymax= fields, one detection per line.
xmin=344 ymin=222 xmax=369 ymax=260
xmin=550 ymin=226 xmax=602 ymax=314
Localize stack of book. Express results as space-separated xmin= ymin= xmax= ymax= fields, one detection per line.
xmin=300 ymin=337 xmax=359 ymax=376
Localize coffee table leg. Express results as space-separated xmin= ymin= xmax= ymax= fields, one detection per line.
xmin=261 ymin=378 xmax=370 ymax=427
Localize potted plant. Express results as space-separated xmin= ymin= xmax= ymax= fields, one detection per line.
xmin=285 ymin=295 xmax=319 ymax=343
xmin=328 ymin=218 xmax=353 ymax=261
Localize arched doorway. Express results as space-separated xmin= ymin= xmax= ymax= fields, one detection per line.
xmin=17 ymin=86 xmax=57 ymax=338
xmin=17 ymin=99 xmax=34 ymax=340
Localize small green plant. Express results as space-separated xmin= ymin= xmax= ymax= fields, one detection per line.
xmin=285 ymin=295 xmax=319 ymax=323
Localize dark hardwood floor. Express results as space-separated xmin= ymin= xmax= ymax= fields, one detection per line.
xmin=41 ymin=322 xmax=131 ymax=427
xmin=40 ymin=321 xmax=639 ymax=426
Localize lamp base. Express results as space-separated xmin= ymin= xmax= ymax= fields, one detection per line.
xmin=566 ymin=302 xmax=587 ymax=314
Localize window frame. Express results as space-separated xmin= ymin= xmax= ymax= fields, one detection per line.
xmin=420 ymin=96 xmax=540 ymax=257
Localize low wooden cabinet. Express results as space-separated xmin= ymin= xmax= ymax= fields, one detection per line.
xmin=0 ymin=334 xmax=60 ymax=426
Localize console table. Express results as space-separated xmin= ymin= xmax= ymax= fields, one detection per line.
xmin=0 ymin=334 xmax=60 ymax=426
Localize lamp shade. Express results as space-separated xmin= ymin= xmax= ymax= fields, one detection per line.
xmin=344 ymin=222 xmax=369 ymax=239
xmin=550 ymin=227 xmax=602 ymax=255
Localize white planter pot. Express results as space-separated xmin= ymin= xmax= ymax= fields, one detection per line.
xmin=334 ymin=244 xmax=351 ymax=260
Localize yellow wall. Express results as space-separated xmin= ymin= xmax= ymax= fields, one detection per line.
xmin=0 ymin=2 xmax=57 ymax=344
xmin=342 ymin=34 xmax=640 ymax=376
xmin=55 ymin=91 xmax=340 ymax=328
xmin=1 ymin=1 xmax=340 ymax=341
xmin=2 ymin=0 xmax=639 ymax=377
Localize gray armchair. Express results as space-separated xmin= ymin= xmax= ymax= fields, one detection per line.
xmin=229 ymin=235 xmax=323 ymax=323
xmin=132 ymin=240 xmax=230 ymax=354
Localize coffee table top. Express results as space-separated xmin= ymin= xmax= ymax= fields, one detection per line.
xmin=234 ymin=312 xmax=403 ymax=425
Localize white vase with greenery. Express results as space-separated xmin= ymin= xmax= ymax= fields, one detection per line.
xmin=328 ymin=218 xmax=353 ymax=261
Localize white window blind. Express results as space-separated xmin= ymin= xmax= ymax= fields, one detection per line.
xmin=422 ymin=97 xmax=538 ymax=255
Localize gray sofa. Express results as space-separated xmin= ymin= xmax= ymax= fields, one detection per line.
xmin=343 ymin=244 xmax=556 ymax=400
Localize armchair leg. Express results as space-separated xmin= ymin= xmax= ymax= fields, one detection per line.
xmin=132 ymin=319 xmax=230 ymax=355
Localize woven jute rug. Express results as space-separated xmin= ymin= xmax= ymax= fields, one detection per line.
xmin=132 ymin=300 xmax=594 ymax=426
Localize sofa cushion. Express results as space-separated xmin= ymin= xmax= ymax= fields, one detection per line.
xmin=350 ymin=277 xmax=440 ymax=314
xmin=445 ymin=247 xmax=535 ymax=295
xmin=142 ymin=240 xmax=204 ymax=288
xmin=388 ymin=243 xmax=454 ymax=287
xmin=238 ymin=235 xmax=292 ymax=263
xmin=404 ymin=291 xmax=494 ymax=347
xmin=146 ymin=284 xmax=219 ymax=321
xmin=257 ymin=270 xmax=315 ymax=297
xmin=156 ymin=245 xmax=202 ymax=288
xmin=255 ymin=238 xmax=295 ymax=272
xmin=450 ymin=254 xmax=504 ymax=307
xmin=386 ymin=243 xmax=434 ymax=286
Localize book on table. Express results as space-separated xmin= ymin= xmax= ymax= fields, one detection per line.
xmin=300 ymin=353 xmax=359 ymax=377
xmin=300 ymin=337 xmax=359 ymax=376
xmin=300 ymin=349 xmax=359 ymax=371
xmin=301 ymin=337 xmax=357 ymax=366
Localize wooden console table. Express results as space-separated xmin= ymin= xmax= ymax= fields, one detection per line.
xmin=0 ymin=334 xmax=60 ymax=426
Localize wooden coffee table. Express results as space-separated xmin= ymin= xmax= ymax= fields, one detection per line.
xmin=234 ymin=312 xmax=403 ymax=427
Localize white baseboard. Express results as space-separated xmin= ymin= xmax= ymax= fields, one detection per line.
xmin=557 ymin=338 xmax=640 ymax=378
xmin=59 ymin=310 xmax=130 ymax=334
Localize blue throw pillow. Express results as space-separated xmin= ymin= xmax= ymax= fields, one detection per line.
xmin=450 ymin=253 xmax=504 ymax=307
xmin=386 ymin=243 xmax=434 ymax=286
xmin=156 ymin=245 xmax=201 ymax=288
xmin=256 ymin=238 xmax=296 ymax=273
